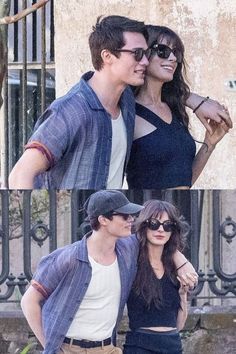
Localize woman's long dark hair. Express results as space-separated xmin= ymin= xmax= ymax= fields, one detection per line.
xmin=132 ymin=199 xmax=189 ymax=308
xmin=136 ymin=25 xmax=191 ymax=128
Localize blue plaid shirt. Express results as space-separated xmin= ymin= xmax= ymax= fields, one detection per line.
xmin=32 ymin=234 xmax=139 ymax=354
xmin=28 ymin=71 xmax=135 ymax=189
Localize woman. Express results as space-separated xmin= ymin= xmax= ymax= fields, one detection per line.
xmin=124 ymin=199 xmax=189 ymax=354
xmin=126 ymin=25 xmax=231 ymax=189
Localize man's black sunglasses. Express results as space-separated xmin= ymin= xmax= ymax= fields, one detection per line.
xmin=150 ymin=43 xmax=182 ymax=63
xmin=113 ymin=48 xmax=152 ymax=62
xmin=105 ymin=212 xmax=138 ymax=220
xmin=111 ymin=212 xmax=138 ymax=220
xmin=146 ymin=218 xmax=176 ymax=232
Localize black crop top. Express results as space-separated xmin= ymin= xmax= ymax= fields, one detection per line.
xmin=127 ymin=273 xmax=180 ymax=330
xmin=126 ymin=103 xmax=196 ymax=189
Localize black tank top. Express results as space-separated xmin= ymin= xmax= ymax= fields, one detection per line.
xmin=126 ymin=103 xmax=196 ymax=189
xmin=127 ymin=273 xmax=180 ymax=330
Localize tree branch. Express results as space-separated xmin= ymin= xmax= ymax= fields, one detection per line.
xmin=0 ymin=0 xmax=49 ymax=25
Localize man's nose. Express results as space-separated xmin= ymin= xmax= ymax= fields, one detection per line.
xmin=140 ymin=54 xmax=149 ymax=66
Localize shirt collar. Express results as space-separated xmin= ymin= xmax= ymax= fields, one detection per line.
xmin=78 ymin=71 xmax=105 ymax=111
xmin=76 ymin=232 xmax=92 ymax=262
xmin=79 ymin=71 xmax=132 ymax=113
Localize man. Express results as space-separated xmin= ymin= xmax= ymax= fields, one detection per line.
xmin=9 ymin=15 xmax=150 ymax=189
xmin=21 ymin=190 xmax=198 ymax=354
xmin=8 ymin=16 xmax=232 ymax=189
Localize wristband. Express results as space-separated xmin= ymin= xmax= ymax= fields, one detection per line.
xmin=176 ymin=261 xmax=189 ymax=271
xmin=193 ymin=96 xmax=209 ymax=113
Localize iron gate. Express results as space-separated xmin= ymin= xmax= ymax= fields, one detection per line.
xmin=1 ymin=0 xmax=55 ymax=187
xmin=0 ymin=189 xmax=235 ymax=305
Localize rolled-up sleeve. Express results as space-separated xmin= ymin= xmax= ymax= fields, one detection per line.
xmin=27 ymin=106 xmax=70 ymax=166
xmin=32 ymin=248 xmax=74 ymax=298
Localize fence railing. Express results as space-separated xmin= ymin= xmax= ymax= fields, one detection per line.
xmin=2 ymin=0 xmax=55 ymax=186
xmin=0 ymin=190 xmax=236 ymax=305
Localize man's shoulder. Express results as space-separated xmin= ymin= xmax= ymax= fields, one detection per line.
xmin=117 ymin=234 xmax=139 ymax=249
xmin=49 ymin=71 xmax=103 ymax=115
xmin=121 ymin=86 xmax=135 ymax=106
xmin=41 ymin=239 xmax=84 ymax=263
xmin=123 ymin=85 xmax=135 ymax=98
xmin=50 ymin=82 xmax=89 ymax=111
xmin=33 ymin=74 xmax=97 ymax=133
xmin=116 ymin=235 xmax=139 ymax=266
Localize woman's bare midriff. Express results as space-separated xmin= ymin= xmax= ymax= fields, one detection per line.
xmin=167 ymin=186 xmax=190 ymax=190
xmin=141 ymin=326 xmax=177 ymax=332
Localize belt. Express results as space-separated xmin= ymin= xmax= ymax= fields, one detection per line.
xmin=63 ymin=336 xmax=112 ymax=348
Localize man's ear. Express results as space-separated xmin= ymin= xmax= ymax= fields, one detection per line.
xmin=100 ymin=49 xmax=114 ymax=65
xmin=98 ymin=215 xmax=110 ymax=226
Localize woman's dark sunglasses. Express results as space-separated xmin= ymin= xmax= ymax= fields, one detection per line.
xmin=146 ymin=218 xmax=176 ymax=232
xmin=113 ymin=48 xmax=152 ymax=62
xmin=150 ymin=43 xmax=182 ymax=63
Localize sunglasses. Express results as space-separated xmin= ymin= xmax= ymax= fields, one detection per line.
xmin=150 ymin=43 xmax=182 ymax=63
xmin=111 ymin=212 xmax=136 ymax=221
xmin=114 ymin=48 xmax=152 ymax=62
xmin=146 ymin=218 xmax=176 ymax=232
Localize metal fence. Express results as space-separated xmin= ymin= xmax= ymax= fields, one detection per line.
xmin=0 ymin=189 xmax=235 ymax=305
xmin=2 ymin=0 xmax=55 ymax=187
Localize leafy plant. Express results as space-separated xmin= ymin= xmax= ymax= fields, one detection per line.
xmin=19 ymin=341 xmax=38 ymax=354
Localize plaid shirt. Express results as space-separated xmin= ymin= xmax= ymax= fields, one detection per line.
xmin=32 ymin=234 xmax=139 ymax=354
xmin=26 ymin=71 xmax=135 ymax=189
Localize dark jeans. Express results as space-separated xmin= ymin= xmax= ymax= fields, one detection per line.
xmin=123 ymin=329 xmax=182 ymax=354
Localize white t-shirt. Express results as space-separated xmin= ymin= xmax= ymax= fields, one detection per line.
xmin=66 ymin=256 xmax=121 ymax=340
xmin=107 ymin=111 xmax=127 ymax=188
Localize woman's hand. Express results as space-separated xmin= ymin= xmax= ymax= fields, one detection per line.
xmin=176 ymin=278 xmax=189 ymax=330
xmin=191 ymin=104 xmax=232 ymax=185
xmin=204 ymin=117 xmax=231 ymax=149
xmin=177 ymin=279 xmax=190 ymax=297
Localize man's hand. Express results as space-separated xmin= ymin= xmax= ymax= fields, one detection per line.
xmin=186 ymin=93 xmax=233 ymax=134
xmin=176 ymin=262 xmax=198 ymax=289
xmin=195 ymin=99 xmax=233 ymax=134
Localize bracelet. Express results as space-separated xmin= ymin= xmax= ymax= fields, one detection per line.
xmin=176 ymin=261 xmax=189 ymax=271
xmin=193 ymin=96 xmax=209 ymax=113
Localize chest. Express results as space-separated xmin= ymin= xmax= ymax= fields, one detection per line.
xmin=85 ymin=257 xmax=121 ymax=299
xmin=134 ymin=120 xmax=196 ymax=162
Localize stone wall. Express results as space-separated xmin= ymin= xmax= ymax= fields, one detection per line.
xmin=1 ymin=307 xmax=235 ymax=354
xmin=0 ymin=311 xmax=41 ymax=354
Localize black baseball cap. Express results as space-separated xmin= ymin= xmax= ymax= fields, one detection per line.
xmin=84 ymin=190 xmax=143 ymax=219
